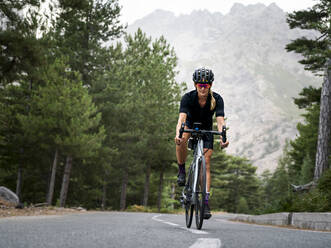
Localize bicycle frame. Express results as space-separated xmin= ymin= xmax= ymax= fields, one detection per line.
xmin=181 ymin=135 xmax=206 ymax=204
xmin=190 ymin=138 xmax=204 ymax=203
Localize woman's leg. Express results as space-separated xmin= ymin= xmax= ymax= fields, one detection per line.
xmin=203 ymin=148 xmax=213 ymax=192
xmin=203 ymin=148 xmax=213 ymax=219
xmin=176 ymin=130 xmax=190 ymax=164
xmin=176 ymin=130 xmax=190 ymax=186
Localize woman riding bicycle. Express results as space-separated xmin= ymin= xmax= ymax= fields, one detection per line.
xmin=175 ymin=67 xmax=229 ymax=219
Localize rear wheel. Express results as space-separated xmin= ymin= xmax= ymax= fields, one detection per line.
xmin=195 ymin=157 xmax=206 ymax=230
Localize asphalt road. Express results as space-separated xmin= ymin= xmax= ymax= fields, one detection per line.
xmin=0 ymin=212 xmax=331 ymax=248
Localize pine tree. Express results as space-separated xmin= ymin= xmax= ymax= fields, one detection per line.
xmin=18 ymin=58 xmax=105 ymax=206
xmin=0 ymin=0 xmax=48 ymax=200
xmin=52 ymin=0 xmax=125 ymax=87
xmin=286 ymin=0 xmax=331 ymax=181
xmin=0 ymin=81 xmax=30 ymax=198
xmin=288 ymin=102 xmax=320 ymax=184
xmin=0 ymin=0 xmax=45 ymax=85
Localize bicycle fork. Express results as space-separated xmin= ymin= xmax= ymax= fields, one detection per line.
xmin=181 ymin=139 xmax=204 ymax=206
xmin=192 ymin=139 xmax=204 ymax=200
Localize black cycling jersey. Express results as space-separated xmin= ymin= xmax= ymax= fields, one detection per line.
xmin=179 ymin=90 xmax=224 ymax=130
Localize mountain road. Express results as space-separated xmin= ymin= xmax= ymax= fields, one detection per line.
xmin=0 ymin=212 xmax=330 ymax=248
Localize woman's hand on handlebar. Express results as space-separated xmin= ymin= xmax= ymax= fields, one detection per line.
xmin=220 ymin=138 xmax=229 ymax=148
xmin=175 ymin=136 xmax=184 ymax=146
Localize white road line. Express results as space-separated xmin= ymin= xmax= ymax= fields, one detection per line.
xmin=180 ymin=227 xmax=209 ymax=235
xmin=152 ymin=214 xmax=163 ymax=222
xmin=189 ymin=238 xmax=222 ymax=248
xmin=163 ymin=221 xmax=180 ymax=226
xmin=152 ymin=214 xmax=208 ymax=234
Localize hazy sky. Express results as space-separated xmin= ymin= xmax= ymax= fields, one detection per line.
xmin=118 ymin=0 xmax=316 ymax=24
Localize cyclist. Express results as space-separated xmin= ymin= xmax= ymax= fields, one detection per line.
xmin=175 ymin=67 xmax=229 ymax=219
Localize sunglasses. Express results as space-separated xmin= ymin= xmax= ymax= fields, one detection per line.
xmin=197 ymin=83 xmax=211 ymax=89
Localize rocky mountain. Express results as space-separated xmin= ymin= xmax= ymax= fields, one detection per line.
xmin=127 ymin=3 xmax=321 ymax=174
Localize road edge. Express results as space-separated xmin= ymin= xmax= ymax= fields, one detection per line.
xmin=226 ymin=212 xmax=331 ymax=231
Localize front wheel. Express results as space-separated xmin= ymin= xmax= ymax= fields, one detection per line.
xmin=185 ymin=202 xmax=194 ymax=228
xmin=185 ymin=167 xmax=194 ymax=228
xmin=195 ymin=157 xmax=206 ymax=230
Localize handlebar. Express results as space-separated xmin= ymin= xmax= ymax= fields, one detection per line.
xmin=221 ymin=125 xmax=227 ymax=143
xmin=179 ymin=122 xmax=227 ymax=143
xmin=178 ymin=123 xmax=185 ymax=138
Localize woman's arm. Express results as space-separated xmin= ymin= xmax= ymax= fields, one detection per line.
xmin=175 ymin=113 xmax=187 ymax=145
xmin=216 ymin=116 xmax=229 ymax=148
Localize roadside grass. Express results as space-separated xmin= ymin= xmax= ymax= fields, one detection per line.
xmin=1 ymin=204 xmax=227 ymax=217
xmin=0 ymin=206 xmax=85 ymax=218
xmin=126 ymin=205 xmax=184 ymax=214
xmin=125 ymin=205 xmax=227 ymax=215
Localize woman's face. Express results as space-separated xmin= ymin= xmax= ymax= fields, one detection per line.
xmin=196 ymin=83 xmax=211 ymax=98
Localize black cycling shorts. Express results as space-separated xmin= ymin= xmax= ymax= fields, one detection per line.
xmin=185 ymin=121 xmax=214 ymax=150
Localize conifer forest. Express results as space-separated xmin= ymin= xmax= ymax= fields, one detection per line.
xmin=0 ymin=0 xmax=330 ymax=213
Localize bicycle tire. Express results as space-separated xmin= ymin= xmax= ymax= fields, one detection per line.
xmin=195 ymin=156 xmax=206 ymax=230
xmin=185 ymin=166 xmax=194 ymax=228
xmin=185 ymin=202 xmax=194 ymax=228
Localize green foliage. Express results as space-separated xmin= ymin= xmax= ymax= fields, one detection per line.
xmin=18 ymin=57 xmax=105 ymax=157
xmin=287 ymin=96 xmax=320 ymax=184
xmin=52 ymin=0 xmax=125 ymax=86
xmin=210 ymin=146 xmax=261 ymax=214
xmin=93 ymin=28 xmax=182 ymax=209
xmin=126 ymin=204 xmax=183 ymax=214
xmin=317 ymin=169 xmax=331 ymax=210
xmin=293 ymin=86 xmax=321 ymax=109
xmin=0 ymin=1 xmax=49 ymax=198
xmin=0 ymin=0 xmax=46 ymax=85
xmin=286 ymin=0 xmax=331 ymax=73
xmin=260 ymin=155 xmax=291 ymax=213
xmin=237 ymin=197 xmax=249 ymax=213
xmin=259 ymin=128 xmax=330 ymax=213
xmin=276 ymin=169 xmax=331 ymax=213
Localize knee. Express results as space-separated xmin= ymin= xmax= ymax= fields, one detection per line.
xmin=177 ymin=140 xmax=188 ymax=149
xmin=176 ymin=142 xmax=188 ymax=155
xmin=178 ymin=135 xmax=189 ymax=147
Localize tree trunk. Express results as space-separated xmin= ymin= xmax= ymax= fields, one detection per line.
xmin=157 ymin=168 xmax=164 ymax=212
xmin=16 ymin=166 xmax=22 ymax=199
xmin=101 ymin=175 xmax=107 ymax=211
xmin=59 ymin=155 xmax=73 ymax=207
xmin=16 ymin=148 xmax=24 ymax=200
xmin=47 ymin=148 xmax=58 ymax=205
xmin=101 ymin=167 xmax=111 ymax=210
xmin=143 ymin=163 xmax=151 ymax=207
xmin=314 ymin=59 xmax=331 ymax=182
xmin=120 ymin=165 xmax=128 ymax=211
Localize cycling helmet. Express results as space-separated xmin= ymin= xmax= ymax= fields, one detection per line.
xmin=192 ymin=68 xmax=214 ymax=84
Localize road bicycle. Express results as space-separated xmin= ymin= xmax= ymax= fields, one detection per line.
xmin=179 ymin=122 xmax=226 ymax=230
